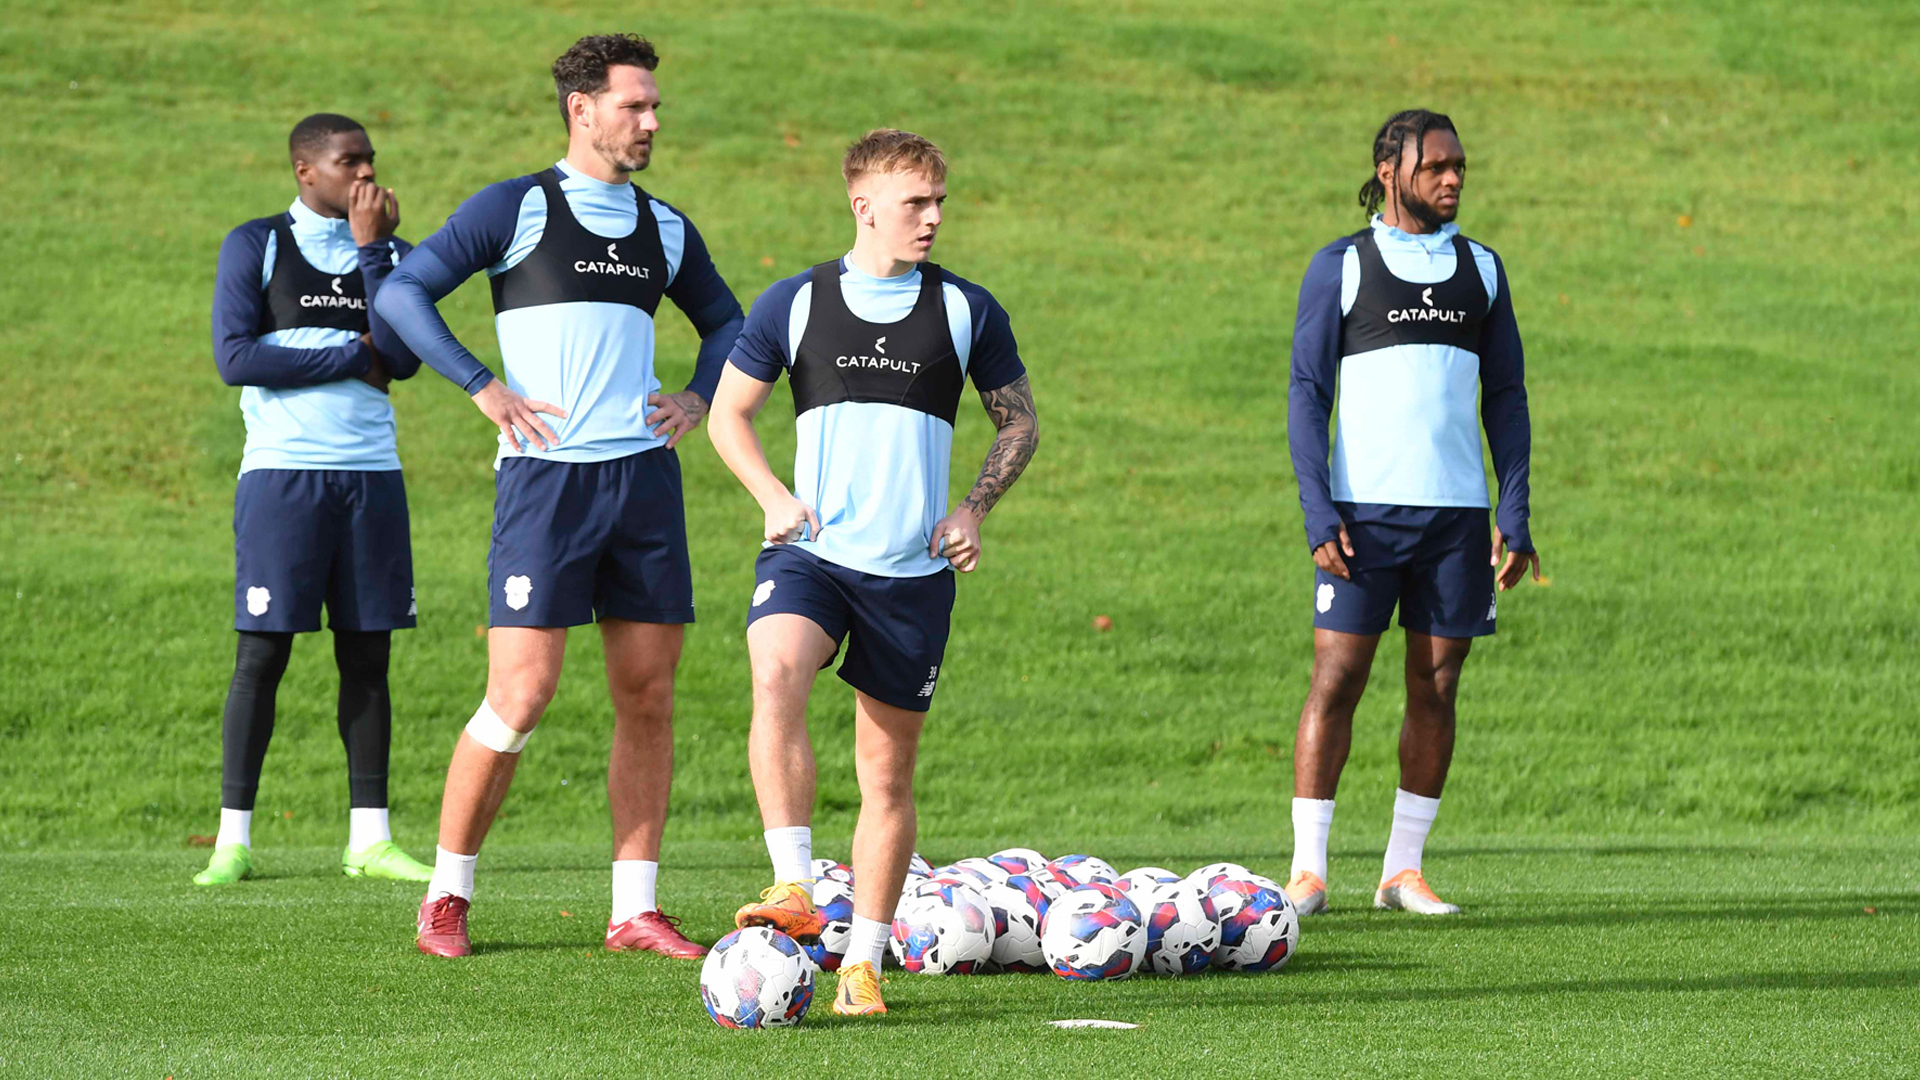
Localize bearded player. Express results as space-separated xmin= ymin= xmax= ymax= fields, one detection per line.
xmin=707 ymin=129 xmax=1038 ymax=1015
xmin=375 ymin=34 xmax=744 ymax=958
xmin=1284 ymin=109 xmax=1540 ymax=917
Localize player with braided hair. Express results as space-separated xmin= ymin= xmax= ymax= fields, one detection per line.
xmin=1281 ymin=109 xmax=1542 ymax=916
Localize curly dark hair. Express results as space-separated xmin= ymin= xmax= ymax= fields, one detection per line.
xmin=551 ymin=33 xmax=660 ymax=130
xmin=1358 ymin=109 xmax=1456 ymax=218
xmin=288 ymin=113 xmax=363 ymax=163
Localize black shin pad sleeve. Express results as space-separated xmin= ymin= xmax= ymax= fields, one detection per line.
xmin=219 ymin=631 xmax=296 ymax=810
xmin=333 ymin=630 xmax=392 ymax=808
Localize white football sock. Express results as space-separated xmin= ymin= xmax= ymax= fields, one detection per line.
xmin=427 ymin=846 xmax=478 ymax=902
xmin=763 ymin=826 xmax=814 ymax=886
xmin=846 ymin=915 xmax=891 ymax=970
xmin=217 ymin=807 xmax=253 ymax=849
xmin=1382 ymin=789 xmax=1442 ymax=883
xmin=610 ymin=860 xmax=659 ymax=923
xmin=347 ymin=807 xmax=391 ymax=853
xmin=1290 ymin=797 xmax=1336 ymax=881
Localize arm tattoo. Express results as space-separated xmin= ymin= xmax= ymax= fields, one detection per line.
xmin=960 ymin=375 xmax=1038 ymax=518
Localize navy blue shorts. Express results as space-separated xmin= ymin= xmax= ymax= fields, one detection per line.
xmin=488 ymin=449 xmax=694 ymax=628
xmin=1312 ymin=504 xmax=1496 ymax=639
xmin=233 ymin=469 xmax=414 ymax=633
xmin=746 ymin=545 xmax=955 ymax=713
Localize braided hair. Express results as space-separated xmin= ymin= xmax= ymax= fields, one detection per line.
xmin=1358 ymin=109 xmax=1457 ymax=218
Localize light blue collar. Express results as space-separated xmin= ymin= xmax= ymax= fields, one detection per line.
xmin=1370 ymin=213 xmax=1458 ymax=251
xmin=554 ymin=159 xmax=632 ymax=195
xmin=287 ymin=196 xmax=351 ymax=238
xmin=839 ymin=252 xmax=918 ymax=285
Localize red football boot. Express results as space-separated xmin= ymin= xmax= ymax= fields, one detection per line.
xmin=606 ymin=910 xmax=707 ymax=959
xmin=416 ymin=893 xmax=472 ymax=958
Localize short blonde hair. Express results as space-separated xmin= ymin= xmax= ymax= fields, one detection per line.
xmin=841 ymin=128 xmax=948 ymax=188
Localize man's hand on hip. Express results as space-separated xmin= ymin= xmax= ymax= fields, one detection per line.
xmin=761 ymin=493 xmax=821 ymax=545
xmin=645 ymin=390 xmax=708 ymax=450
xmin=472 ymin=380 xmax=567 ymax=453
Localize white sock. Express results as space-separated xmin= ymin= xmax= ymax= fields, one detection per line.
xmin=1382 ymin=789 xmax=1442 ymax=883
xmin=846 ymin=915 xmax=891 ymax=970
xmin=427 ymin=846 xmax=478 ymax=902
xmin=763 ymin=826 xmax=814 ymax=886
xmin=610 ymin=860 xmax=659 ymax=923
xmin=217 ymin=807 xmax=252 ymax=849
xmin=347 ymin=807 xmax=391 ymax=853
xmin=1290 ymin=797 xmax=1336 ymax=881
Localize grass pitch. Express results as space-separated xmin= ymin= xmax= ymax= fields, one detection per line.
xmin=2 ymin=0 xmax=1918 ymax=1075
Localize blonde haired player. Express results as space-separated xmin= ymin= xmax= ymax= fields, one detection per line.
xmin=708 ymin=130 xmax=1039 ymax=1016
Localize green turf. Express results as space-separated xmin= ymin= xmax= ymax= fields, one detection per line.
xmin=3 ymin=0 xmax=1918 ymax=1073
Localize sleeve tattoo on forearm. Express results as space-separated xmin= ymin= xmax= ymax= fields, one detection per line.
xmin=960 ymin=375 xmax=1039 ymax=518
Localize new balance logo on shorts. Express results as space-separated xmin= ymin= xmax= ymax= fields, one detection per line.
xmin=917 ymin=666 xmax=939 ymax=698
xmin=752 ymin=580 xmax=776 ymax=607
xmin=1486 ymin=593 xmax=1497 ymax=621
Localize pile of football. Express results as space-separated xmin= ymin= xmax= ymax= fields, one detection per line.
xmin=697 ymin=849 xmax=1298 ymax=1028
xmin=859 ymin=849 xmax=1295 ymax=980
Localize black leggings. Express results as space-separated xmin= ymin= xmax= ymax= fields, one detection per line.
xmin=218 ymin=629 xmax=392 ymax=810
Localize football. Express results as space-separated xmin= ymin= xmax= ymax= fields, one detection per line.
xmin=810 ymin=858 xmax=854 ymax=886
xmin=698 ymin=927 xmax=816 ymax=1028
xmin=987 ymin=847 xmax=1048 ymax=876
xmin=1112 ymin=866 xmax=1181 ymax=894
xmin=952 ymin=856 xmax=1013 ymax=888
xmin=890 ymin=880 xmax=997 ymax=974
xmin=1002 ymin=872 xmax=1053 ymax=916
xmin=1040 ymin=883 xmax=1146 ymax=980
xmin=979 ymin=879 xmax=1047 ymax=972
xmin=1206 ymin=875 xmax=1299 ymax=972
xmin=1137 ymin=879 xmax=1221 ymax=975
xmin=1045 ymin=853 xmax=1118 ymax=889
xmin=812 ymin=877 xmax=857 ymax=972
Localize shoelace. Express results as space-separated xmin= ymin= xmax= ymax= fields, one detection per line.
xmin=841 ymin=965 xmax=887 ymax=1004
xmin=643 ymin=911 xmax=686 ymax=932
xmin=425 ymin=897 xmax=467 ymax=934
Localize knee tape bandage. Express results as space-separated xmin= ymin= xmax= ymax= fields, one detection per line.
xmin=465 ymin=700 xmax=531 ymax=754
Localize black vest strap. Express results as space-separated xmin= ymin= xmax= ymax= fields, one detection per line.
xmin=256 ymin=215 xmax=369 ymax=335
xmin=790 ymin=260 xmax=964 ymax=424
xmin=489 ymin=168 xmax=669 ymax=316
xmin=1340 ymin=229 xmax=1487 ymax=356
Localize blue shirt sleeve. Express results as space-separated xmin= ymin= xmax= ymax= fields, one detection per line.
xmin=360 ymin=236 xmax=421 ymax=380
xmin=212 ymin=219 xmax=372 ymax=389
xmin=658 ymin=206 xmax=744 ymax=402
xmin=963 ymin=286 xmax=1025 ymax=393
xmin=373 ymin=180 xmax=532 ymax=395
xmin=727 ymin=275 xmax=806 ymax=383
xmin=1287 ymin=243 xmax=1348 ymax=552
xmin=1479 ymin=253 xmax=1533 ymax=553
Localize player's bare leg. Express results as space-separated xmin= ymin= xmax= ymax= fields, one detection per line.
xmin=1287 ymin=628 xmax=1380 ymax=913
xmin=417 ymin=627 xmax=564 ymax=957
xmin=836 ymin=691 xmax=924 ymax=1017
xmin=600 ymin=618 xmax=704 ymax=956
xmin=734 ymin=614 xmax=837 ymax=940
xmin=1398 ymin=630 xmax=1469 ymax=798
xmin=1377 ymin=630 xmax=1471 ymax=915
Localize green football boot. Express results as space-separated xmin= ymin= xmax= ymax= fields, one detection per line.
xmin=342 ymin=840 xmax=434 ymax=882
xmin=193 ymin=842 xmax=254 ymax=886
